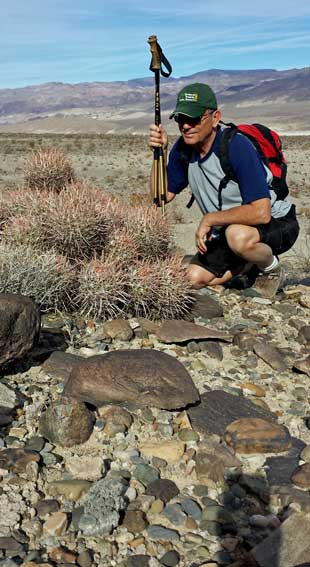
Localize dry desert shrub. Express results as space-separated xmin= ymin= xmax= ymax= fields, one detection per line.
xmin=24 ymin=147 xmax=75 ymax=192
xmin=0 ymin=243 xmax=76 ymax=311
xmin=77 ymin=256 xmax=130 ymax=319
xmin=2 ymin=183 xmax=113 ymax=260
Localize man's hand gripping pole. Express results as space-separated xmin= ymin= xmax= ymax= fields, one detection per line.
xmin=148 ymin=35 xmax=172 ymax=216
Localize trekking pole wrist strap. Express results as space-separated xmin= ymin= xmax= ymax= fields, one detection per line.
xmin=148 ymin=35 xmax=172 ymax=78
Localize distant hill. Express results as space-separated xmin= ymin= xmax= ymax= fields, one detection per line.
xmin=0 ymin=67 xmax=309 ymax=134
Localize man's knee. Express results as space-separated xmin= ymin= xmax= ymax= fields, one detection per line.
xmin=225 ymin=224 xmax=259 ymax=255
xmin=186 ymin=264 xmax=215 ymax=288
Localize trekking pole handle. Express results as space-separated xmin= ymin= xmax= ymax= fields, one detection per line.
xmin=148 ymin=35 xmax=161 ymax=70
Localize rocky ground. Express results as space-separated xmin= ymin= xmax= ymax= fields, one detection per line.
xmin=0 ymin=278 xmax=310 ymax=567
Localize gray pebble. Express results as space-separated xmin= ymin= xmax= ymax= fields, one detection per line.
xmin=147 ymin=525 xmax=180 ymax=541
xmin=133 ymin=464 xmax=159 ymax=486
xmin=180 ymin=498 xmax=202 ymax=521
xmin=163 ymin=503 xmax=187 ymax=526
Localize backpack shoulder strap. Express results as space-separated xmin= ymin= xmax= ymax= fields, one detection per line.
xmin=217 ymin=123 xmax=243 ymax=211
xmin=175 ymin=137 xmax=196 ymax=208
xmin=219 ymin=123 xmax=238 ymax=180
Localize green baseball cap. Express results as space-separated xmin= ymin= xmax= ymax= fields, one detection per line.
xmin=169 ymin=83 xmax=217 ymax=119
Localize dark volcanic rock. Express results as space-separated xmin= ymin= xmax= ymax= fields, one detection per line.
xmin=0 ymin=537 xmax=24 ymax=557
xmin=64 ymin=350 xmax=199 ymax=410
xmin=187 ymin=390 xmax=276 ymax=436
xmin=0 ymin=293 xmax=40 ymax=367
xmin=269 ymin=484 xmax=310 ymax=513
xmin=39 ymin=397 xmax=95 ymax=447
xmin=253 ymin=340 xmax=289 ymax=372
xmin=42 ymin=350 xmax=83 ymax=382
xmin=126 ymin=556 xmax=150 ymax=567
xmin=232 ymin=331 xmax=256 ymax=351
xmin=0 ymin=448 xmax=40 ymax=473
xmin=155 ymin=320 xmax=231 ymax=344
xmin=250 ymin=512 xmax=310 ymax=567
xmin=291 ymin=463 xmax=310 ymax=489
xmin=224 ymin=418 xmax=292 ymax=454
xmin=145 ymin=479 xmax=179 ymax=503
xmin=266 ymin=437 xmax=307 ymax=486
xmin=200 ymin=341 xmax=223 ymax=360
xmin=189 ymin=294 xmax=224 ymax=319
xmin=298 ymin=325 xmax=310 ymax=344
xmin=195 ymin=443 xmax=241 ymax=484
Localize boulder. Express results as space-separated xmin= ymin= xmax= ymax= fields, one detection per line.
xmin=253 ymin=340 xmax=288 ymax=372
xmin=224 ymin=418 xmax=292 ymax=454
xmin=39 ymin=397 xmax=95 ymax=447
xmin=250 ymin=512 xmax=310 ymax=567
xmin=0 ymin=293 xmax=40 ymax=367
xmin=64 ymin=350 xmax=199 ymax=410
xmin=187 ymin=390 xmax=276 ymax=437
xmin=189 ymin=294 xmax=224 ymax=319
xmin=41 ymin=350 xmax=83 ymax=382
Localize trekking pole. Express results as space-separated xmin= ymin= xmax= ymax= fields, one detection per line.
xmin=148 ymin=35 xmax=172 ymax=215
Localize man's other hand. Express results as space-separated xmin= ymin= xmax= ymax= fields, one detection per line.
xmin=195 ymin=216 xmax=213 ymax=254
xmin=148 ymin=124 xmax=168 ymax=150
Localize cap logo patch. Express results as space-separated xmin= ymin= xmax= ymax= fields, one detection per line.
xmin=179 ymin=92 xmax=198 ymax=102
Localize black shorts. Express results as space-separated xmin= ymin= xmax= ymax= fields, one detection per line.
xmin=190 ymin=205 xmax=299 ymax=278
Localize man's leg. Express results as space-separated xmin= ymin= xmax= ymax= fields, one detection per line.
xmin=225 ymin=224 xmax=283 ymax=298
xmin=186 ymin=264 xmax=236 ymax=289
xmin=225 ymin=224 xmax=274 ymax=267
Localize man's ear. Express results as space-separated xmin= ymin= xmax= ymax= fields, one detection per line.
xmin=212 ymin=109 xmax=221 ymax=127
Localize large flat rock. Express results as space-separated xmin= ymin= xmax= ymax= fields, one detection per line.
xmin=64 ymin=349 xmax=200 ymax=410
xmin=42 ymin=350 xmax=83 ymax=382
xmin=187 ymin=390 xmax=276 ymax=437
xmin=250 ymin=512 xmax=310 ymax=567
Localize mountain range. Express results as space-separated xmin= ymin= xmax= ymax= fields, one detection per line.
xmin=0 ymin=67 xmax=309 ymax=134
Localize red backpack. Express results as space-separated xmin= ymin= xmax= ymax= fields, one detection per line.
xmin=218 ymin=122 xmax=288 ymax=210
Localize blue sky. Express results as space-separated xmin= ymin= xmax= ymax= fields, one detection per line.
xmin=1 ymin=0 xmax=309 ymax=89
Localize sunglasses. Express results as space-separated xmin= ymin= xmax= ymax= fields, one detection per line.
xmin=174 ymin=111 xmax=214 ymax=126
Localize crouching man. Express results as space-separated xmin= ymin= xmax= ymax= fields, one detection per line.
xmin=148 ymin=83 xmax=299 ymax=298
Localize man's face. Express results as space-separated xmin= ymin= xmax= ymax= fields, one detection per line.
xmin=175 ymin=109 xmax=220 ymax=146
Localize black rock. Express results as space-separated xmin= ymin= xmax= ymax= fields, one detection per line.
xmin=24 ymin=435 xmax=45 ymax=453
xmin=189 ymin=294 xmax=224 ymax=320
xmin=160 ymin=550 xmax=180 ymax=566
xmin=145 ymin=479 xmax=179 ymax=503
xmin=187 ymin=390 xmax=276 ymax=436
xmin=266 ymin=437 xmax=307 ymax=486
xmin=126 ymin=556 xmax=150 ymax=567
xmin=35 ymin=499 xmax=60 ymax=518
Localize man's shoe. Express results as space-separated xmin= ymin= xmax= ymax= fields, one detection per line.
xmin=252 ymin=264 xmax=285 ymax=299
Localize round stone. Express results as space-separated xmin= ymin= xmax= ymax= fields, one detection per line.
xmin=145 ymin=479 xmax=179 ymax=503
xmin=39 ymin=397 xmax=95 ymax=448
xmin=224 ymin=418 xmax=292 ymax=454
xmin=291 ymin=463 xmax=310 ymax=489
xmin=160 ymin=550 xmax=180 ymax=566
